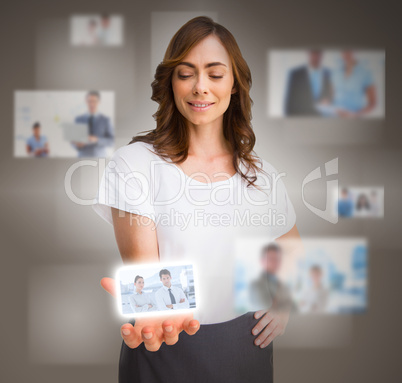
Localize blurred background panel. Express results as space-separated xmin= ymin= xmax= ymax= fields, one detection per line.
xmin=35 ymin=16 xmax=135 ymax=135
xmin=70 ymin=14 xmax=124 ymax=47
xmin=1 ymin=0 xmax=401 ymax=382
xmin=234 ymin=237 xmax=368 ymax=317
xmin=14 ymin=90 xmax=115 ymax=158
xmin=269 ymin=50 xmax=385 ymax=118
xmin=28 ymin=264 xmax=121 ymax=364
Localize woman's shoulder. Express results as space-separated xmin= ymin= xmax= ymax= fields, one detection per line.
xmin=254 ymin=157 xmax=281 ymax=176
xmin=112 ymin=141 xmax=157 ymax=160
xmin=110 ymin=141 xmax=161 ymax=171
xmin=252 ymin=157 xmax=292 ymax=191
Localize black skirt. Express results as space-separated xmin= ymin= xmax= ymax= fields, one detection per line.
xmin=119 ymin=312 xmax=274 ymax=383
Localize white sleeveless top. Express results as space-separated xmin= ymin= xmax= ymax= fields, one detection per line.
xmin=93 ymin=141 xmax=296 ymax=324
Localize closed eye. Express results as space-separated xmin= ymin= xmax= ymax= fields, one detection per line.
xmin=178 ymin=74 xmax=224 ymax=79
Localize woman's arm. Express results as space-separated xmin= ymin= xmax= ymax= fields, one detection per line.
xmin=102 ymin=208 xmax=199 ymax=352
xmin=275 ymin=223 xmax=304 ymax=257
xmin=111 ymin=207 xmax=159 ymax=264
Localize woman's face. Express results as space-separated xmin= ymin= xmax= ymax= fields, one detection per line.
xmin=172 ymin=35 xmax=236 ymax=127
xmin=135 ymin=278 xmax=144 ymax=290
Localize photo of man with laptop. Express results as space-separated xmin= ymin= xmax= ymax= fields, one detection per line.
xmin=69 ymin=90 xmax=114 ymax=157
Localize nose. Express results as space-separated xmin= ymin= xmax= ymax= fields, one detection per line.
xmin=193 ymin=74 xmax=208 ymax=95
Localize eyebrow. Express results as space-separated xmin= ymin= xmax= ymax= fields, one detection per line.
xmin=177 ymin=61 xmax=227 ymax=69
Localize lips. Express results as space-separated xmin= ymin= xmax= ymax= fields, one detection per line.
xmin=187 ymin=101 xmax=215 ymax=111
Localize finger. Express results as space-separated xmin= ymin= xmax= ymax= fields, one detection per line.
xmin=100 ymin=277 xmax=116 ymax=297
xmin=252 ymin=311 xmax=274 ymax=335
xmin=254 ymin=320 xmax=278 ymax=346
xmin=254 ymin=309 xmax=268 ymax=320
xmin=182 ymin=318 xmax=200 ymax=336
xmin=162 ymin=320 xmax=179 ymax=346
xmin=142 ymin=326 xmax=164 ymax=352
xmin=260 ymin=327 xmax=281 ymax=348
xmin=121 ymin=323 xmax=142 ymax=349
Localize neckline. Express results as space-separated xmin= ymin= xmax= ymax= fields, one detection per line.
xmin=171 ymin=162 xmax=240 ymax=186
xmin=141 ymin=141 xmax=242 ymax=186
xmin=164 ymin=285 xmax=172 ymax=290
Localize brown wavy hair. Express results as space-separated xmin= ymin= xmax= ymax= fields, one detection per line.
xmin=129 ymin=16 xmax=266 ymax=188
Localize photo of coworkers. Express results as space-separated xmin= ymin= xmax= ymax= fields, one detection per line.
xmin=234 ymin=238 xmax=368 ymax=315
xmin=268 ymin=49 xmax=385 ymax=118
xmin=14 ymin=90 xmax=115 ymax=158
xmin=70 ymin=14 xmax=124 ymax=46
xmin=337 ymin=186 xmax=384 ymax=218
xmin=116 ymin=264 xmax=196 ymax=317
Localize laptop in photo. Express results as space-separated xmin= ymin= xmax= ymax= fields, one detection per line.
xmin=61 ymin=123 xmax=90 ymax=142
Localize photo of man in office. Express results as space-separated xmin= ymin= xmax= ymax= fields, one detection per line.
xmin=84 ymin=18 xmax=99 ymax=46
xmin=338 ymin=187 xmax=354 ymax=217
xmin=26 ymin=122 xmax=49 ymax=158
xmin=72 ymin=90 xmax=114 ymax=157
xmin=98 ymin=14 xmax=113 ymax=45
xmin=154 ymin=269 xmax=190 ymax=311
xmin=249 ymin=243 xmax=295 ymax=313
xmin=284 ymin=49 xmax=333 ymax=116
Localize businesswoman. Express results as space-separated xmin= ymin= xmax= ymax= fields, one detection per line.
xmin=129 ymin=275 xmax=156 ymax=313
xmin=355 ymin=193 xmax=371 ymax=217
xmin=333 ymin=50 xmax=377 ymax=118
xmin=95 ymin=16 xmax=302 ymax=383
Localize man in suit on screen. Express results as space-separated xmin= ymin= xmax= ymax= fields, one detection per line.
xmin=284 ymin=49 xmax=333 ymax=116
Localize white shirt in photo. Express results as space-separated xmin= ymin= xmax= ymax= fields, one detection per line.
xmin=154 ymin=285 xmax=189 ymax=311
xmin=129 ymin=291 xmax=156 ymax=313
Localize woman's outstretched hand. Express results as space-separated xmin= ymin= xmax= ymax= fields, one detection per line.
xmin=100 ymin=277 xmax=200 ymax=352
xmin=251 ymin=309 xmax=290 ymax=348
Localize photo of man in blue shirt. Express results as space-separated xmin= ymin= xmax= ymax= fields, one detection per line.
xmin=72 ymin=90 xmax=114 ymax=157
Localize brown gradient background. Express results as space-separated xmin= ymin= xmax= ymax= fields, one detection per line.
xmin=1 ymin=0 xmax=401 ymax=382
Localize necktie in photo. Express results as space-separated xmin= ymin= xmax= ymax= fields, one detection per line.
xmin=88 ymin=115 xmax=94 ymax=136
xmin=168 ymin=288 xmax=176 ymax=305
